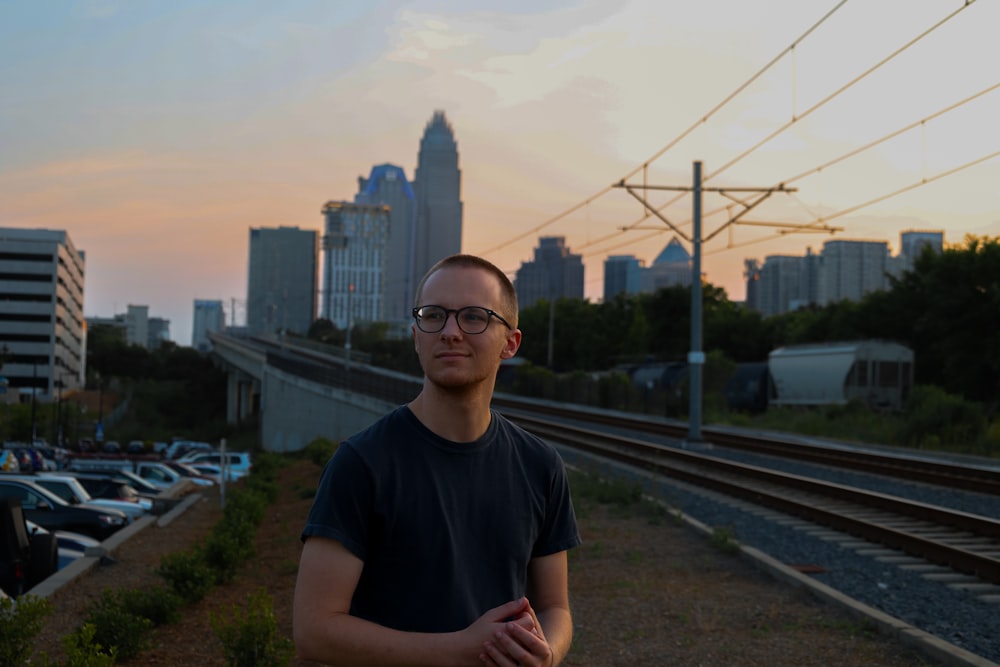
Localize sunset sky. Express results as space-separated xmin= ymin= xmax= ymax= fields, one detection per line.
xmin=2 ymin=0 xmax=998 ymax=346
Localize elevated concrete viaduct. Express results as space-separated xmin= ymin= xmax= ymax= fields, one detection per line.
xmin=209 ymin=332 xmax=421 ymax=452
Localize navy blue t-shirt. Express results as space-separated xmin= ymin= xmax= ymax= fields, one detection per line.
xmin=301 ymin=406 xmax=581 ymax=633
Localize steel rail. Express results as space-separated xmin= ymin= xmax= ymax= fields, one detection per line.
xmin=491 ymin=395 xmax=1000 ymax=496
xmin=510 ymin=413 xmax=1000 ymax=585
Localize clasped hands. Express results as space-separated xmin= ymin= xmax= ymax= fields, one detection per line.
xmin=470 ymin=597 xmax=554 ymax=667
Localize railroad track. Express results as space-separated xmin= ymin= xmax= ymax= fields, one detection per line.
xmin=492 ymin=394 xmax=1000 ymax=496
xmin=499 ymin=409 xmax=1000 ymax=588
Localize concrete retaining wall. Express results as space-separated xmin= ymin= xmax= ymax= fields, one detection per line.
xmin=260 ymin=365 xmax=396 ymax=453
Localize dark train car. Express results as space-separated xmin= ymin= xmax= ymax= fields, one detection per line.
xmin=724 ymin=362 xmax=772 ymax=413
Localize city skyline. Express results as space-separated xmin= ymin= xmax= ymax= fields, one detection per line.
xmin=2 ymin=1 xmax=998 ymax=345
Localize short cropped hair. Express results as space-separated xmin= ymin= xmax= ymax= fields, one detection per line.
xmin=413 ymin=254 xmax=518 ymax=328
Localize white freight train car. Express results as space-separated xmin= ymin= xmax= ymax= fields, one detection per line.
xmin=768 ymin=340 xmax=914 ymax=410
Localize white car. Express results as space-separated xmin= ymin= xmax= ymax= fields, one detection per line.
xmin=23 ymin=474 xmax=147 ymax=523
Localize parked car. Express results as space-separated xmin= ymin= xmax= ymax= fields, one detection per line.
xmin=107 ymin=469 xmax=166 ymax=497
xmin=7 ymin=446 xmax=46 ymax=472
xmin=161 ymin=461 xmax=216 ymax=486
xmin=0 ymin=478 xmax=128 ymax=541
xmin=132 ymin=462 xmax=181 ymax=489
xmin=62 ymin=472 xmax=154 ymax=513
xmin=179 ymin=451 xmax=253 ymax=480
xmin=24 ymin=474 xmax=147 ymax=522
xmin=185 ymin=463 xmax=223 ymax=484
xmin=61 ymin=470 xmax=173 ymax=516
xmin=25 ymin=519 xmax=99 ymax=571
xmin=126 ymin=441 xmax=147 ymax=455
xmin=1 ymin=497 xmax=59 ymax=597
xmin=0 ymin=449 xmax=20 ymax=472
xmin=163 ymin=440 xmax=213 ymax=461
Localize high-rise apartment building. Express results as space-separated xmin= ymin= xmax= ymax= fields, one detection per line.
xmin=603 ymin=255 xmax=644 ymax=301
xmin=0 ymin=227 xmax=85 ymax=400
xmin=321 ymin=202 xmax=390 ymax=329
xmin=897 ymin=230 xmax=944 ymax=273
xmin=412 ymin=111 xmax=463 ymax=286
xmin=820 ymin=239 xmax=890 ymax=305
xmin=192 ymin=300 xmax=225 ymax=352
xmin=515 ymin=236 xmax=585 ymax=308
xmin=756 ymin=255 xmax=806 ymax=317
xmin=744 ymin=231 xmax=937 ymax=316
xmin=355 ymin=164 xmax=417 ymax=323
xmin=246 ymin=226 xmax=318 ymax=336
xmin=125 ymin=305 xmax=149 ymax=349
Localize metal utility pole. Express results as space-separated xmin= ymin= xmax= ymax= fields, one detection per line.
xmin=615 ymin=161 xmax=837 ymax=444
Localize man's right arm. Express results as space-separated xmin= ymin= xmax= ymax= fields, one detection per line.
xmin=293 ymin=536 xmax=530 ymax=667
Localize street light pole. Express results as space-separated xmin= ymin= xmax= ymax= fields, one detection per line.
xmin=30 ymin=362 xmax=37 ymax=443
xmin=96 ymin=373 xmax=104 ymax=444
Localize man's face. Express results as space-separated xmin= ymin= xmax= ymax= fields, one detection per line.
xmin=412 ymin=265 xmax=520 ymax=391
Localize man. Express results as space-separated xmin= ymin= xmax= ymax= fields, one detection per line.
xmin=294 ymin=254 xmax=580 ymax=666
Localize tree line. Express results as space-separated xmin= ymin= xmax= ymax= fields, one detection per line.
xmin=512 ymin=235 xmax=999 ymax=413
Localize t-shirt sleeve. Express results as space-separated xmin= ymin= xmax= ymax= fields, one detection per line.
xmin=532 ymin=453 xmax=582 ymax=558
xmin=300 ymin=442 xmax=373 ymax=561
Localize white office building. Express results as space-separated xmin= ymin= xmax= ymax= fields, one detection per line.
xmin=321 ymin=202 xmax=390 ymax=329
xmin=0 ymin=227 xmax=86 ymax=400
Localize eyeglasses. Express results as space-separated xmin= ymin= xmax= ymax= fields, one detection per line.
xmin=412 ymin=305 xmax=512 ymax=334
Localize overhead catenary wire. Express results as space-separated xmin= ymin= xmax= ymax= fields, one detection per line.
xmin=576 ymin=13 xmax=994 ymax=262
xmin=475 ymin=0 xmax=849 ymax=258
xmin=486 ymin=0 xmax=994 ymax=286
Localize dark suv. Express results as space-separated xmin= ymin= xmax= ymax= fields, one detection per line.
xmin=1 ymin=497 xmax=58 ymax=597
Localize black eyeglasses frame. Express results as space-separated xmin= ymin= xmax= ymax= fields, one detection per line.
xmin=411 ymin=305 xmax=513 ymax=334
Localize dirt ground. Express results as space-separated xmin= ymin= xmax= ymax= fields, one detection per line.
xmin=32 ymin=458 xmax=935 ymax=666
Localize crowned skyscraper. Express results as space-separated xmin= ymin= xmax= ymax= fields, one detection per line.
xmin=412 ymin=111 xmax=463 ymax=291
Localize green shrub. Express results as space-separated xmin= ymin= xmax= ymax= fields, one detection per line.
xmin=301 ymin=437 xmax=337 ymax=466
xmin=224 ymin=488 xmax=268 ymax=526
xmin=0 ymin=594 xmax=52 ymax=667
xmin=202 ymin=527 xmax=254 ymax=584
xmin=82 ymin=589 xmax=153 ymax=661
xmin=248 ymin=451 xmax=283 ymax=480
xmin=61 ymin=623 xmax=117 ymax=667
xmin=899 ymin=385 xmax=988 ymax=451
xmin=116 ymin=585 xmax=182 ymax=627
xmin=157 ymin=550 xmax=216 ymax=604
xmin=211 ymin=588 xmax=294 ymax=667
xmin=243 ymin=476 xmax=280 ymax=504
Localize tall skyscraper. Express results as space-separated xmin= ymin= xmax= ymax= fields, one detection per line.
xmin=192 ymin=300 xmax=225 ymax=352
xmin=413 ymin=111 xmax=463 ymax=287
xmin=0 ymin=227 xmax=85 ymax=400
xmin=321 ymin=202 xmax=390 ymax=329
xmin=355 ymin=164 xmax=416 ymax=323
xmin=515 ymin=236 xmax=585 ymax=308
xmin=641 ymin=238 xmax=692 ymax=293
xmin=246 ymin=226 xmax=318 ymax=336
xmin=603 ymin=255 xmax=644 ymax=301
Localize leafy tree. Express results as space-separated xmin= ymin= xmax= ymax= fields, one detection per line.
xmin=878 ymin=235 xmax=1000 ymax=405
xmin=307 ymin=318 xmax=344 ymax=346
